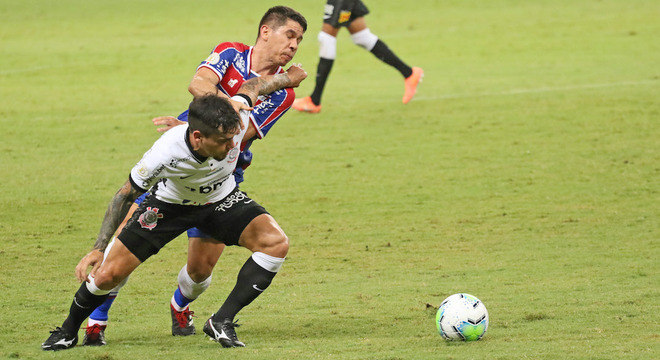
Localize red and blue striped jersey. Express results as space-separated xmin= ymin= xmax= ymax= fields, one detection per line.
xmin=198 ymin=42 xmax=295 ymax=139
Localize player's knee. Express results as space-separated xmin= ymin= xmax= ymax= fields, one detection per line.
xmin=318 ymin=31 xmax=337 ymax=60
xmin=262 ymin=230 xmax=289 ymax=258
xmin=351 ymin=28 xmax=378 ymax=51
xmin=111 ymin=275 xmax=129 ymax=293
xmin=274 ymin=233 xmax=289 ymax=257
xmin=94 ymin=267 xmax=126 ymax=290
xmin=186 ymin=264 xmax=212 ymax=283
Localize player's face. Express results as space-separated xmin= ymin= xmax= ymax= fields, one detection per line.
xmin=265 ymin=20 xmax=304 ymax=66
xmin=200 ymin=126 xmax=240 ymax=161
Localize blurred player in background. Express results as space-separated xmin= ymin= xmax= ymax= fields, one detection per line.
xmin=73 ymin=6 xmax=307 ymax=347
xmin=293 ymin=0 xmax=423 ymax=113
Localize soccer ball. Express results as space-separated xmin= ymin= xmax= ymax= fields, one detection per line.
xmin=435 ymin=293 xmax=489 ymax=341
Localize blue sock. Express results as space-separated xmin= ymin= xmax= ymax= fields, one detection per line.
xmin=89 ymin=295 xmax=116 ymax=322
xmin=173 ymin=287 xmax=192 ymax=309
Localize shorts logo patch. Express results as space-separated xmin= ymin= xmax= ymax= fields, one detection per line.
xmin=215 ymin=191 xmax=248 ymax=212
xmin=323 ymin=5 xmax=334 ymax=19
xmin=138 ymin=207 xmax=164 ymax=230
xmin=338 ymin=10 xmax=351 ymax=23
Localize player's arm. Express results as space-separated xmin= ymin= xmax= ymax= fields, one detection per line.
xmin=189 ymin=67 xmax=252 ymax=117
xmin=93 ymin=179 xmax=144 ymax=252
xmin=237 ymin=64 xmax=307 ymax=106
xmin=189 ymin=67 xmax=227 ymax=99
xmin=236 ymin=64 xmax=305 ymax=140
xmin=75 ymin=180 xmax=144 ymax=282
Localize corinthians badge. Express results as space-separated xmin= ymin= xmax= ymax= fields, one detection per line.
xmin=138 ymin=207 xmax=163 ymax=230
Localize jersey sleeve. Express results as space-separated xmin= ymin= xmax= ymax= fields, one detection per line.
xmin=249 ymin=88 xmax=295 ymax=138
xmin=129 ymin=142 xmax=174 ymax=192
xmin=176 ymin=109 xmax=189 ymax=122
xmin=197 ymin=42 xmax=248 ymax=82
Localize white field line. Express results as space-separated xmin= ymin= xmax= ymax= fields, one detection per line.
xmin=0 ymin=65 xmax=73 ymax=76
xmin=411 ymin=79 xmax=659 ymax=101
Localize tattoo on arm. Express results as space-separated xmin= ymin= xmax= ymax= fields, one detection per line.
xmin=93 ymin=180 xmax=144 ymax=251
xmin=238 ymin=73 xmax=290 ymax=104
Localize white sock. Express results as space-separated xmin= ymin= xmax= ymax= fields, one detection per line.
xmin=177 ymin=264 xmax=212 ymax=300
xmin=318 ymin=31 xmax=337 ymax=59
xmin=87 ymin=318 xmax=107 ymax=327
xmin=351 ymin=28 xmax=379 ymax=51
xmin=170 ymin=295 xmax=189 ymax=312
xmin=86 ymin=276 xmax=111 ymax=296
xmin=251 ymin=252 xmax=285 ymax=273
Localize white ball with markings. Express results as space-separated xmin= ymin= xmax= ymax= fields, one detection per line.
xmin=435 ymin=293 xmax=489 ymax=341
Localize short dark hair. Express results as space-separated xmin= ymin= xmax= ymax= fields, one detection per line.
xmin=257 ymin=6 xmax=307 ymax=37
xmin=187 ymin=95 xmax=240 ymax=137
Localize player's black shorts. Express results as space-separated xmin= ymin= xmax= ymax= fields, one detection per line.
xmin=118 ymin=188 xmax=268 ymax=262
xmin=324 ymin=0 xmax=370 ymax=27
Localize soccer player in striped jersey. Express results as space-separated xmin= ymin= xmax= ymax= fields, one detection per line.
xmin=61 ymin=6 xmax=307 ymax=348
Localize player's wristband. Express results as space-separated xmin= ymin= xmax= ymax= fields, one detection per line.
xmin=234 ymin=93 xmax=253 ymax=108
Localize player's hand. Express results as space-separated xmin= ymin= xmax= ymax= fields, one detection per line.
xmin=152 ymin=116 xmax=186 ymax=133
xmin=229 ymin=100 xmax=251 ymax=130
xmin=75 ymin=249 xmax=104 ymax=283
xmin=285 ymin=63 xmax=307 ymax=88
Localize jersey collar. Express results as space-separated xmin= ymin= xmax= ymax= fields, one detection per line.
xmin=185 ymin=127 xmax=208 ymax=163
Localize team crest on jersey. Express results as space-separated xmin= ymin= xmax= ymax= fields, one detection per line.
xmin=205 ymin=53 xmax=220 ymax=65
xmin=226 ymin=147 xmax=239 ymax=163
xmin=338 ymin=10 xmax=351 ymax=23
xmin=138 ymin=207 xmax=163 ymax=230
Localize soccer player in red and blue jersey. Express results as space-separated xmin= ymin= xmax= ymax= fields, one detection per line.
xmin=74 ymin=6 xmax=307 ymax=347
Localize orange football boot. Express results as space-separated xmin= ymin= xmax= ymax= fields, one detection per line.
xmin=402 ymin=67 xmax=424 ymax=104
xmin=292 ymin=96 xmax=322 ymax=113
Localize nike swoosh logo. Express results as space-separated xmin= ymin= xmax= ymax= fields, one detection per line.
xmin=243 ymin=200 xmax=253 ymax=204
xmin=252 ymin=284 xmax=264 ymax=292
xmin=180 ymin=174 xmax=194 ymax=179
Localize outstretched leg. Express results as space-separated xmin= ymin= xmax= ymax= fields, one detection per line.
xmin=42 ymin=238 xmax=142 ymax=351
xmin=348 ymin=17 xmax=423 ymax=103
xmin=204 ymin=214 xmax=288 ymax=348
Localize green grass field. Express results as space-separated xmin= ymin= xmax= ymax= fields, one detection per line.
xmin=1 ymin=0 xmax=658 ymax=358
